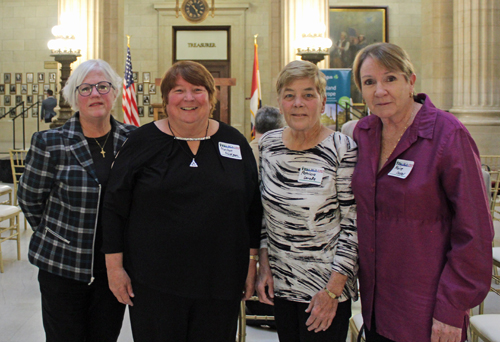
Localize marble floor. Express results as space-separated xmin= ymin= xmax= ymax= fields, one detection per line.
xmin=0 ymin=184 xmax=498 ymax=342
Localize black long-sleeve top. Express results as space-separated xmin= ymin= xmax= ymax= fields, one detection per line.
xmin=102 ymin=121 xmax=262 ymax=300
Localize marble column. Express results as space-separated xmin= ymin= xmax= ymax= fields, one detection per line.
xmin=420 ymin=0 xmax=453 ymax=111
xmin=59 ymin=0 xmax=103 ymax=63
xmin=450 ymin=0 xmax=500 ymax=126
xmin=282 ymin=0 xmax=330 ymax=69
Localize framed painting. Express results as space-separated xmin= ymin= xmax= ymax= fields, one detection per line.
xmin=27 ymin=73 xmax=34 ymax=83
xmin=329 ymin=6 xmax=388 ymax=104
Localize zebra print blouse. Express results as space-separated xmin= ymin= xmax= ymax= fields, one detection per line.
xmin=259 ymin=128 xmax=358 ymax=303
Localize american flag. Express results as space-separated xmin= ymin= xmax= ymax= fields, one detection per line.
xmin=122 ymin=44 xmax=139 ymax=126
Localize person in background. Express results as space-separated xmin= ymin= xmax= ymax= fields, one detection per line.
xmin=41 ymin=89 xmax=57 ymax=123
xmin=256 ymin=60 xmax=358 ymax=342
xmin=351 ymin=42 xmax=493 ymax=342
xmin=18 ymin=59 xmax=137 ymax=342
xmin=250 ymin=105 xmax=284 ymax=168
xmin=102 ymin=60 xmax=262 ymax=342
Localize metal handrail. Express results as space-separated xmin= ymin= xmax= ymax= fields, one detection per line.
xmin=0 ymin=101 xmax=41 ymax=151
xmin=334 ymin=102 xmax=367 ymax=131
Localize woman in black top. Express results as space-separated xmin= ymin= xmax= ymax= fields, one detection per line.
xmin=102 ymin=61 xmax=262 ymax=342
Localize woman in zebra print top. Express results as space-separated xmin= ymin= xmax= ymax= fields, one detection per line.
xmin=256 ymin=60 xmax=358 ymax=342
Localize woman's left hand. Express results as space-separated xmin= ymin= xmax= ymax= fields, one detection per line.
xmin=305 ymin=289 xmax=339 ymax=332
xmin=431 ymin=318 xmax=462 ymax=342
xmin=243 ymin=261 xmax=257 ymax=300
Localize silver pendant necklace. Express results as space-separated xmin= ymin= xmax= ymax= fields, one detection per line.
xmin=168 ymin=120 xmax=210 ymax=167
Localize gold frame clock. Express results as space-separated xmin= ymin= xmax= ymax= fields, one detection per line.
xmin=181 ymin=0 xmax=210 ymax=23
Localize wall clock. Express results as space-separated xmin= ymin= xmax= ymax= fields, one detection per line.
xmin=181 ymin=0 xmax=210 ymax=23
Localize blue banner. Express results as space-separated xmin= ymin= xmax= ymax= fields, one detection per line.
xmin=320 ymin=68 xmax=352 ymax=127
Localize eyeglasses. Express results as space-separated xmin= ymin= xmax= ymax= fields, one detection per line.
xmin=76 ymin=81 xmax=114 ymax=97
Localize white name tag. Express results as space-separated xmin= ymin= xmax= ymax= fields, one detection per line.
xmin=298 ymin=166 xmax=324 ymax=185
xmin=218 ymin=142 xmax=242 ymax=160
xmin=388 ymin=159 xmax=414 ymax=179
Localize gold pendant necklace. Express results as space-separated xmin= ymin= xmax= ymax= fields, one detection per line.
xmin=93 ymin=130 xmax=112 ymax=158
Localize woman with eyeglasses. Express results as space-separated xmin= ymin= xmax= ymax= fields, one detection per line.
xmin=18 ymin=59 xmax=137 ymax=342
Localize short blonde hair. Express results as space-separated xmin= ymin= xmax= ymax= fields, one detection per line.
xmin=62 ymin=59 xmax=121 ymax=111
xmin=160 ymin=61 xmax=217 ymax=117
xmin=276 ymin=60 xmax=326 ymax=99
xmin=352 ymin=42 xmax=415 ymax=91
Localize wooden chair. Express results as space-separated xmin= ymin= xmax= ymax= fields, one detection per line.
xmin=9 ymin=149 xmax=28 ymax=206
xmin=0 ymin=185 xmax=12 ymax=205
xmin=9 ymin=149 xmax=28 ymax=230
xmin=236 ymin=297 xmax=275 ymax=342
xmin=481 ymin=155 xmax=500 ymax=222
xmin=469 ymin=248 xmax=500 ymax=341
xmin=0 ymin=205 xmax=22 ymax=273
xmin=349 ymin=313 xmax=365 ymax=342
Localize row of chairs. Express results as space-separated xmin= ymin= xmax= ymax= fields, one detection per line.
xmin=0 ymin=149 xmax=28 ymax=273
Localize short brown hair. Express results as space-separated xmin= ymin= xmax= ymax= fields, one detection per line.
xmin=352 ymin=42 xmax=415 ymax=92
xmin=160 ymin=61 xmax=217 ymax=116
xmin=276 ymin=60 xmax=326 ymax=99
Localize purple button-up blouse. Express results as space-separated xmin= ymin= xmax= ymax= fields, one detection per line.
xmin=352 ymin=94 xmax=493 ymax=342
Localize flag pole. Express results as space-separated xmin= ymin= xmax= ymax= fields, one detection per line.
xmin=126 ymin=35 xmax=131 ymax=47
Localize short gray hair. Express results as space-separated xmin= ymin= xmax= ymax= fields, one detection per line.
xmin=276 ymin=60 xmax=326 ymax=100
xmin=255 ymin=106 xmax=283 ymax=134
xmin=62 ymin=59 xmax=122 ymax=111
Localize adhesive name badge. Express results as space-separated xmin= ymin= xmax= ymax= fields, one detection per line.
xmin=388 ymin=159 xmax=415 ymax=179
xmin=219 ymin=142 xmax=242 ymax=160
xmin=298 ymin=166 xmax=324 ymax=185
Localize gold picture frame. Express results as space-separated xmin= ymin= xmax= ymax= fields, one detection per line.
xmin=329 ymin=6 xmax=388 ymax=105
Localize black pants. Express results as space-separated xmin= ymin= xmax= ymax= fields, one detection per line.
xmin=38 ymin=269 xmax=126 ymax=342
xmin=365 ymin=313 xmax=396 ymax=342
xmin=129 ymin=282 xmax=241 ymax=342
xmin=273 ymin=297 xmax=352 ymax=342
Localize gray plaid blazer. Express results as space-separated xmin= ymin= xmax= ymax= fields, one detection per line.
xmin=18 ymin=113 xmax=136 ymax=283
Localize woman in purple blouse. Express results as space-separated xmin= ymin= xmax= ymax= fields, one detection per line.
xmin=350 ymin=42 xmax=493 ymax=342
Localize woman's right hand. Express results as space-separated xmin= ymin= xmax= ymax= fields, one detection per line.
xmin=106 ymin=253 xmax=134 ymax=306
xmin=256 ymin=248 xmax=274 ymax=305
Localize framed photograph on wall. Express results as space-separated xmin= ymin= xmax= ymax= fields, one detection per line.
xmin=5 ymin=95 xmax=11 ymax=106
xmin=0 ymin=107 xmax=4 ymax=116
xmin=329 ymin=6 xmax=388 ymax=104
xmin=49 ymin=72 xmax=56 ymax=83
xmin=21 ymin=85 xmax=27 ymax=94
xmin=32 ymin=84 xmax=39 ymax=94
xmin=38 ymin=72 xmax=45 ymax=83
xmin=27 ymin=73 xmax=34 ymax=83
xmin=27 ymin=95 xmax=33 ymax=104
xmin=4 ymin=73 xmax=11 ymax=84
xmin=143 ymin=95 xmax=150 ymax=106
xmin=9 ymin=84 xmax=16 ymax=95
xmin=143 ymin=72 xmax=150 ymax=83
xmin=16 ymin=95 xmax=22 ymax=104
xmin=32 ymin=106 xmax=38 ymax=118
xmin=133 ymin=72 xmax=138 ymax=82
xmin=149 ymin=84 xmax=156 ymax=94
xmin=43 ymin=84 xmax=50 ymax=93
xmin=0 ymin=85 xmax=4 ymax=95
xmin=137 ymin=84 xmax=143 ymax=94
xmin=149 ymin=106 xmax=154 ymax=116
xmin=138 ymin=106 xmax=144 ymax=117
xmin=15 ymin=73 xmax=22 ymax=83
